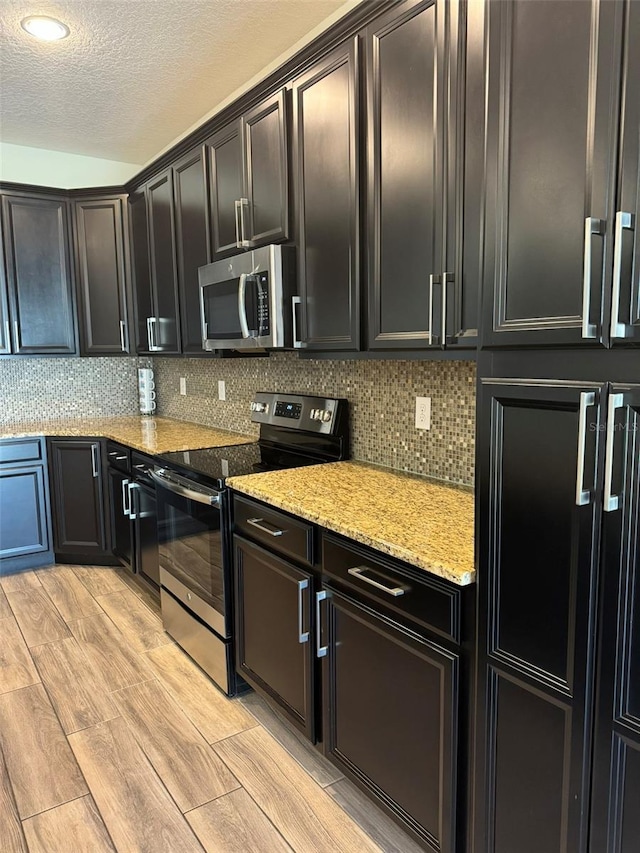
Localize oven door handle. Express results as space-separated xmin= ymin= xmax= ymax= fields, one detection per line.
xmin=149 ymin=468 xmax=221 ymax=506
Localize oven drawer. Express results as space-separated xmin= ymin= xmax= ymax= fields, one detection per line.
xmin=322 ymin=534 xmax=461 ymax=644
xmin=160 ymin=588 xmax=230 ymax=694
xmin=233 ymin=495 xmax=315 ymax=567
xmin=160 ymin=567 xmax=226 ymax=639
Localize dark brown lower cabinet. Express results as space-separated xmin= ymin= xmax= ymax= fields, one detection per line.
xmin=473 ymin=379 xmax=606 ymax=853
xmin=48 ymin=439 xmax=110 ymax=561
xmin=590 ymin=384 xmax=640 ymax=852
xmin=108 ymin=467 xmax=133 ymax=570
xmin=321 ymin=587 xmax=459 ymax=853
xmin=234 ymin=535 xmax=316 ymax=739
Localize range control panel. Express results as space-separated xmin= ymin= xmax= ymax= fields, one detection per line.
xmin=250 ymin=392 xmax=348 ymax=436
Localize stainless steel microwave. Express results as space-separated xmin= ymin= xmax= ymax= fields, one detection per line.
xmin=198 ymin=245 xmax=298 ymax=351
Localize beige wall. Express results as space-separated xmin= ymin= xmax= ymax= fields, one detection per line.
xmin=0 ymin=143 xmax=140 ymax=189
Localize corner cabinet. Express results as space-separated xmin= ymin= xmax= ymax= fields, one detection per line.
xmin=1 ymin=193 xmax=77 ymax=355
xmin=206 ymin=88 xmax=290 ymax=259
xmin=292 ymin=39 xmax=361 ymax=351
xmin=473 ymin=380 xmax=606 ymax=853
xmin=73 ymin=195 xmax=132 ymax=355
xmin=481 ymin=0 xmax=623 ymax=348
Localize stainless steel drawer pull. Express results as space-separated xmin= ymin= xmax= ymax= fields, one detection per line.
xmin=119 ymin=319 xmax=128 ymax=352
xmin=128 ymin=482 xmax=139 ymax=520
xmin=297 ymin=578 xmax=309 ymax=644
xmin=611 ymin=211 xmax=635 ymax=339
xmin=246 ymin=517 xmax=286 ymax=537
xmin=603 ymin=393 xmax=625 ymax=512
xmin=316 ymin=590 xmax=329 ymax=658
xmin=121 ymin=478 xmax=130 ymax=517
xmin=348 ymin=566 xmax=406 ymax=597
xmin=582 ymin=217 xmax=604 ymax=339
xmin=575 ymin=391 xmax=596 ymax=506
xmin=90 ymin=444 xmax=99 ymax=478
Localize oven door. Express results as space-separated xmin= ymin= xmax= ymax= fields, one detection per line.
xmin=150 ymin=468 xmax=228 ymax=638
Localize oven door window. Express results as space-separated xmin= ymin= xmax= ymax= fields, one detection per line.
xmin=157 ymin=489 xmax=225 ymax=619
xmin=202 ymin=277 xmax=261 ymax=340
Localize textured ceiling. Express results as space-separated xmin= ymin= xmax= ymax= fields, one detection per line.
xmin=0 ymin=0 xmax=348 ymax=164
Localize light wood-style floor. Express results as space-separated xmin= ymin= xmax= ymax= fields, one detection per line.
xmin=0 ymin=565 xmax=423 ymax=853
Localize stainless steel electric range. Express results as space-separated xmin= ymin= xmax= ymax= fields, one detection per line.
xmin=150 ymin=392 xmax=349 ymax=695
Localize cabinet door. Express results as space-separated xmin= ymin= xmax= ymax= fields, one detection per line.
xmin=293 ymin=40 xmax=360 ymax=351
xmin=147 ymin=170 xmax=181 ymax=353
xmin=49 ymin=440 xmax=108 ymax=556
xmin=132 ymin=481 xmax=160 ymax=588
xmin=473 ymin=380 xmax=606 ymax=853
xmin=1 ymin=194 xmax=76 ymax=354
xmin=610 ymin=2 xmax=640 ymax=347
xmin=482 ymin=0 xmax=623 ymax=348
xmin=128 ymin=188 xmax=153 ymax=354
xmin=108 ymin=468 xmax=133 ymax=570
xmin=234 ymin=536 xmax=315 ymax=739
xmin=74 ymin=196 xmax=131 ymax=355
xmin=322 ymin=588 xmax=459 ymax=852
xmin=173 ymin=147 xmax=211 ymax=354
xmin=366 ymin=0 xmax=446 ymax=350
xmin=242 ymin=89 xmax=290 ymax=247
xmin=0 ymin=465 xmax=50 ymax=560
xmin=590 ymin=385 xmax=640 ymax=852
xmin=206 ymin=121 xmax=244 ymax=259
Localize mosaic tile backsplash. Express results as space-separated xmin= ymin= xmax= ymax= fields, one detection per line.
xmin=154 ymin=354 xmax=477 ymax=486
xmin=0 ymin=357 xmax=142 ymax=423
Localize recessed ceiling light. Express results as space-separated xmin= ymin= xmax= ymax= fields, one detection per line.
xmin=20 ymin=16 xmax=70 ymax=41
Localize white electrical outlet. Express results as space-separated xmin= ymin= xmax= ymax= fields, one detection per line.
xmin=415 ymin=396 xmax=431 ymax=430
xmin=218 ymin=380 xmax=226 ymax=401
xmin=179 ymin=377 xmax=187 ymax=396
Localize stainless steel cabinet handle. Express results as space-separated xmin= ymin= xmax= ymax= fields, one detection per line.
xmin=603 ymin=393 xmax=625 ymax=512
xmin=3 ymin=320 xmax=10 ymax=350
xmin=114 ymin=455 xmax=127 ymax=462
xmin=316 ymin=590 xmax=329 ymax=658
xmin=610 ymin=211 xmax=635 ymax=339
xmin=442 ymin=272 xmax=453 ymax=344
xmin=146 ymin=316 xmax=153 ymax=350
xmin=575 ymin=391 xmax=596 ymax=506
xmin=128 ymin=482 xmax=139 ymax=520
xmin=90 ymin=444 xmax=99 ymax=478
xmin=582 ymin=217 xmax=604 ymax=339
xmin=246 ymin=517 xmax=286 ymax=537
xmin=292 ymin=296 xmax=303 ymax=348
xmin=428 ymin=274 xmax=436 ymax=346
xmin=347 ymin=566 xmax=406 ymax=597
xmin=121 ymin=478 xmax=130 ymax=517
xmin=234 ymin=199 xmax=242 ymax=248
xmin=239 ymin=197 xmax=250 ymax=248
xmin=13 ymin=320 xmax=20 ymax=349
xmin=119 ymin=319 xmax=128 ymax=352
xmin=297 ymin=578 xmax=309 ymax=644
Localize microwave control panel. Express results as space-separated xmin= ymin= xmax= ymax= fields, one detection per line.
xmin=257 ymin=275 xmax=270 ymax=335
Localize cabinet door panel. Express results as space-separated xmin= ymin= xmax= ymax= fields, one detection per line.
xmin=173 ymin=147 xmax=210 ymax=354
xmin=293 ymin=40 xmax=360 ymax=350
xmin=323 ymin=589 xmax=458 ymax=852
xmin=128 ymin=188 xmax=153 ymax=354
xmin=49 ymin=440 xmax=107 ymax=555
xmin=108 ymin=468 xmax=133 ymax=570
xmin=234 ymin=536 xmax=315 ymax=739
xmin=591 ymin=385 xmax=640 ymax=852
xmin=74 ymin=197 xmax=130 ymax=354
xmin=367 ymin=0 xmax=444 ymax=349
xmin=610 ymin=2 xmax=640 ymax=347
xmin=243 ymin=89 xmax=289 ymax=246
xmin=474 ymin=380 xmax=605 ymax=853
xmin=482 ymin=0 xmax=622 ymax=347
xmin=0 ymin=465 xmax=50 ymax=558
xmin=2 ymin=195 xmax=76 ymax=354
xmin=206 ymin=121 xmax=244 ymax=259
xmin=134 ymin=482 xmax=159 ymax=587
xmin=147 ymin=170 xmax=180 ymax=353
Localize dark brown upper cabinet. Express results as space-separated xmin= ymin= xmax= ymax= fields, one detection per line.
xmin=0 ymin=235 xmax=10 ymax=355
xmin=73 ymin=195 xmax=131 ymax=355
xmin=206 ymin=88 xmax=290 ymax=259
xmin=481 ymin=0 xmax=623 ymax=349
xmin=128 ymin=170 xmax=181 ymax=354
xmin=292 ymin=39 xmax=360 ymax=351
xmin=365 ymin=0 xmax=456 ymax=351
xmin=173 ymin=146 xmax=211 ymax=355
xmin=610 ymin=1 xmax=640 ymax=348
xmin=1 ymin=193 xmax=77 ymax=355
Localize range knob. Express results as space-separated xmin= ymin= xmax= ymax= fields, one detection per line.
xmin=251 ymin=402 xmax=268 ymax=414
xmin=321 ymin=410 xmax=332 ymax=422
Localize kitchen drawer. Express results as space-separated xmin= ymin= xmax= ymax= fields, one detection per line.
xmin=0 ymin=438 xmax=43 ymax=466
xmin=322 ymin=533 xmax=461 ymax=644
xmin=233 ymin=495 xmax=315 ymax=567
xmin=106 ymin=441 xmax=130 ymax=473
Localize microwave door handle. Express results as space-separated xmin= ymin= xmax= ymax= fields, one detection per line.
xmin=238 ymin=273 xmax=251 ymax=338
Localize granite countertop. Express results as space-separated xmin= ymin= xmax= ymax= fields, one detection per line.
xmin=0 ymin=416 xmax=255 ymax=455
xmin=228 ymin=461 xmax=475 ymax=586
